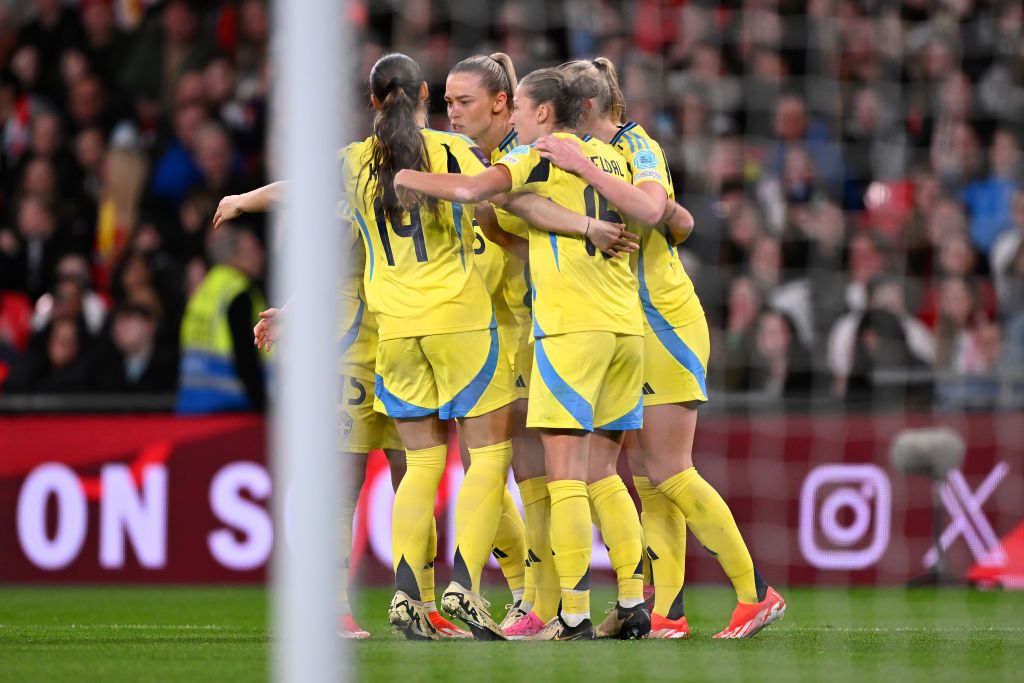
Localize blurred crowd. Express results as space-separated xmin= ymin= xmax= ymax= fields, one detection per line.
xmin=0 ymin=0 xmax=1022 ymax=411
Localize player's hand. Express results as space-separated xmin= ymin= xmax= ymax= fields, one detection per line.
xmin=213 ymin=195 xmax=245 ymax=229
xmin=534 ymin=135 xmax=591 ymax=176
xmin=253 ymin=307 xmax=280 ymax=351
xmin=588 ymin=219 xmax=639 ymax=257
xmin=393 ymin=170 xmax=420 ymax=210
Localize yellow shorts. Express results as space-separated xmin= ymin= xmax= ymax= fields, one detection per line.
xmin=374 ymin=327 xmax=517 ymax=420
xmin=339 ymin=375 xmax=402 ymax=453
xmin=642 ymin=318 xmax=710 ymax=407
xmin=527 ymin=331 xmax=643 ymax=432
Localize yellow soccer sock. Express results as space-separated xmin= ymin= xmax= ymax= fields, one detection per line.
xmin=337 ymin=493 xmax=357 ymax=607
xmin=658 ymin=467 xmax=758 ymax=604
xmin=519 ymin=476 xmax=559 ymax=621
xmin=634 ymin=476 xmax=687 ymax=619
xmin=588 ymin=475 xmax=644 ymax=605
xmin=453 ymin=440 xmax=514 ymax=592
xmin=492 ymin=488 xmax=526 ymax=599
xmin=547 ymin=479 xmax=592 ymax=619
xmin=392 ymin=444 xmax=446 ymax=601
xmin=423 ymin=517 xmax=437 ymax=604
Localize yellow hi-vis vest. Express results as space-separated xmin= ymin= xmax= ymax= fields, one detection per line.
xmin=176 ymin=264 xmax=266 ymax=413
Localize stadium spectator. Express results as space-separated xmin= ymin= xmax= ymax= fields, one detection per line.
xmin=765 ymin=94 xmax=844 ymax=198
xmin=147 ymin=101 xmax=207 ymax=210
xmin=991 ymin=190 xmax=1024 ymax=314
xmin=962 ymin=128 xmax=1021 ymax=254
xmin=0 ymin=194 xmax=66 ymax=301
xmin=120 ymin=0 xmax=218 ymax=110
xmin=5 ymin=315 xmax=89 ymax=394
xmin=748 ymin=309 xmax=815 ymax=400
xmin=828 ymin=275 xmax=935 ymax=397
xmin=717 ymin=275 xmax=763 ymax=392
xmin=30 ymin=253 xmax=108 ymax=336
xmin=87 ymin=302 xmax=176 ymax=393
xmin=176 ymin=223 xmax=265 ymax=413
xmin=79 ymin=0 xmax=131 ymax=96
xmin=845 ymin=309 xmax=932 ymax=409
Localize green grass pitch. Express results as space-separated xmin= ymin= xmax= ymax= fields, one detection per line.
xmin=1 ymin=584 xmax=1021 ymax=682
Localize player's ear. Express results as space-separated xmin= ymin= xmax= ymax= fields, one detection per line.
xmin=493 ymin=91 xmax=507 ymax=114
xmin=420 ymin=81 xmax=429 ymax=103
xmin=369 ymin=93 xmax=382 ymax=110
xmin=536 ymin=102 xmax=549 ymax=125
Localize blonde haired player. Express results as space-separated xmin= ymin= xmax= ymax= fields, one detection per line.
xmin=534 ymin=57 xmax=787 ymax=639
xmin=396 ymin=67 xmax=662 ymax=640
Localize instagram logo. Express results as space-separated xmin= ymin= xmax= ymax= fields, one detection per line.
xmin=799 ymin=464 xmax=892 ymax=570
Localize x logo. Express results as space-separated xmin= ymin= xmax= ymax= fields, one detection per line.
xmin=923 ymin=462 xmax=1009 ymax=569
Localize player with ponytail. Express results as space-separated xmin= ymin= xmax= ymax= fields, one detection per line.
xmin=346 ymin=52 xmax=520 ymax=641
xmin=536 ymin=58 xmax=787 ymax=640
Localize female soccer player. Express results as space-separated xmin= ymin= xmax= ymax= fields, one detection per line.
xmin=341 ymin=52 xmax=524 ymax=641
xmin=396 ymin=68 xmax=659 ymax=640
xmin=214 ymin=185 xmax=468 ymax=639
xmin=443 ymin=54 xmax=640 ymax=638
xmin=534 ymin=58 xmax=787 ymax=639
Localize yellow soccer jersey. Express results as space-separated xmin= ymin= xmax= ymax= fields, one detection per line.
xmin=494 ymin=132 xmax=642 ymax=338
xmin=488 ymin=130 xmax=533 ymax=338
xmin=342 ymin=129 xmax=494 ymax=341
xmin=608 ymin=121 xmax=704 ymax=331
xmin=337 ymin=223 xmax=378 ymax=381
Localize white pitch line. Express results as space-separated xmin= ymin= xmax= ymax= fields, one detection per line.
xmin=779 ymin=627 xmax=1024 ymax=633
xmin=0 ymin=624 xmax=228 ymax=630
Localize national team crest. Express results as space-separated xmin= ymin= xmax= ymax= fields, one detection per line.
xmin=339 ymin=410 xmax=353 ymax=440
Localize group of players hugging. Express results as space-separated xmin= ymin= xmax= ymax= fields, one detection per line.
xmin=214 ymin=51 xmax=786 ymax=641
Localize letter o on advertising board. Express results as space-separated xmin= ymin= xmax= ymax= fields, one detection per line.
xmin=17 ymin=463 xmax=88 ymax=570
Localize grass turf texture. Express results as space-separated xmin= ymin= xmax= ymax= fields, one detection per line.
xmin=1 ymin=585 xmax=1021 ymax=682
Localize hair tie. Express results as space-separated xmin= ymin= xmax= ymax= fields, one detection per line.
xmin=384 ymin=76 xmax=401 ymax=95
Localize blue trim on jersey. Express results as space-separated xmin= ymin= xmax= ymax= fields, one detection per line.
xmin=439 ymin=323 xmax=500 ymax=419
xmin=498 ymin=129 xmax=518 ymax=153
xmin=532 ymin=289 xmax=543 ymax=339
xmin=453 ymin=201 xmax=467 ymax=270
xmin=549 ymin=232 xmax=560 ymax=270
xmin=610 ymin=121 xmax=638 ymax=147
xmin=638 ymin=250 xmax=707 ymax=397
xmin=337 ymin=297 xmax=364 ymax=356
xmin=374 ymin=374 xmax=435 ymax=418
xmin=628 ymin=132 xmax=648 ymax=151
xmin=535 ymin=337 xmax=594 ymax=431
xmin=353 ymin=211 xmax=375 ymax=280
xmin=597 ymin=396 xmax=643 ymax=431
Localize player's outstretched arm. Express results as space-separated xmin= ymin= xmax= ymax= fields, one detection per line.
xmin=475 ymin=202 xmax=529 ymax=261
xmin=394 ymin=165 xmax=513 ymax=206
xmin=663 ymin=201 xmax=695 ymax=245
xmin=494 ymin=192 xmax=639 ymax=258
xmin=534 ymin=135 xmax=667 ymax=226
xmin=213 ymin=181 xmax=289 ymax=228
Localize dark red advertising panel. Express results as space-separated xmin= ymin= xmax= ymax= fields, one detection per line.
xmin=1 ymin=413 xmax=1021 ymax=586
